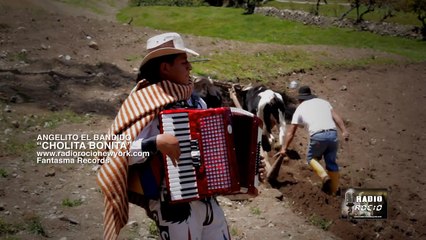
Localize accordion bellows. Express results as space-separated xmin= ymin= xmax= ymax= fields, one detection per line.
xmin=159 ymin=107 xmax=262 ymax=203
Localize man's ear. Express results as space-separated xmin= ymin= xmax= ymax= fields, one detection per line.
xmin=160 ymin=62 xmax=171 ymax=75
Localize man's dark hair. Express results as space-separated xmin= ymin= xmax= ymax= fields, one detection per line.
xmin=136 ymin=54 xmax=180 ymax=84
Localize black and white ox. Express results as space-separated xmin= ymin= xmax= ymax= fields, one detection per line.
xmin=241 ymin=85 xmax=295 ymax=153
xmin=193 ymin=78 xmax=295 ymax=153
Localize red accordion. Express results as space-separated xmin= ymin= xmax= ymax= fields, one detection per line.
xmin=159 ymin=107 xmax=262 ymax=203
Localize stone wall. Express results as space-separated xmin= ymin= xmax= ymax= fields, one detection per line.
xmin=255 ymin=7 xmax=421 ymax=39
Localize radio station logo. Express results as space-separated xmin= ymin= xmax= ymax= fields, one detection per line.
xmin=341 ymin=188 xmax=388 ymax=220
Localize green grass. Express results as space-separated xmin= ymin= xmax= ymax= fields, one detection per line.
xmin=230 ymin=226 xmax=241 ymax=236
xmin=0 ymin=168 xmax=8 ymax=178
xmin=26 ymin=216 xmax=47 ymax=237
xmin=320 ymin=54 xmax=399 ymax=69
xmin=192 ymin=50 xmax=315 ymax=82
xmin=117 ymin=6 xmax=426 ymax=62
xmin=1 ymin=215 xmax=49 ymax=238
xmin=147 ymin=219 xmax=159 ymax=236
xmin=124 ymin=55 xmax=142 ymax=62
xmin=8 ymin=51 xmax=29 ymax=62
xmin=193 ymin=45 xmax=397 ymax=82
xmin=265 ymin=1 xmax=421 ymax=27
xmin=0 ymin=216 xmax=48 ymax=238
xmin=16 ymin=51 xmax=28 ymax=62
xmin=192 ymin=49 xmax=397 ymax=82
xmin=309 ymin=214 xmax=333 ymax=230
xmin=62 ymin=198 xmax=84 ymax=207
xmin=250 ymin=206 xmax=262 ymax=215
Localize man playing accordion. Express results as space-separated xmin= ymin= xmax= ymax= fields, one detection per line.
xmin=97 ymin=32 xmax=266 ymax=240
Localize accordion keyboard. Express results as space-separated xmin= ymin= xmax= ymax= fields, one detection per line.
xmin=161 ymin=112 xmax=199 ymax=201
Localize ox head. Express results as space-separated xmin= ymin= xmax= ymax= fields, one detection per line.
xmin=193 ymin=76 xmax=223 ymax=108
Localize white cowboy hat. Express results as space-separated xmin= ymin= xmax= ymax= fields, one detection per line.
xmin=140 ymin=32 xmax=199 ymax=68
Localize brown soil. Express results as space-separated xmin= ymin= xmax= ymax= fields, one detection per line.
xmin=0 ymin=1 xmax=425 ymax=240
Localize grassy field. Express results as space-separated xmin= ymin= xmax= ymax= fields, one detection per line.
xmin=190 ymin=50 xmax=317 ymax=82
xmin=117 ymin=6 xmax=426 ymax=58
xmin=116 ymin=6 xmax=425 ymax=81
xmin=265 ymin=1 xmax=420 ymax=27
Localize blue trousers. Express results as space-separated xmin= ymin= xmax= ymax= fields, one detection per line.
xmin=307 ymin=130 xmax=339 ymax=172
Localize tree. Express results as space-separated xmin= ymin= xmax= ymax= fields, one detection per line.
xmin=244 ymin=0 xmax=263 ymax=14
xmin=314 ymin=0 xmax=328 ymax=16
xmin=358 ymin=0 xmax=377 ymax=22
xmin=340 ymin=0 xmax=362 ymax=21
xmin=340 ymin=0 xmax=387 ymax=23
xmin=378 ymin=0 xmax=400 ymax=21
